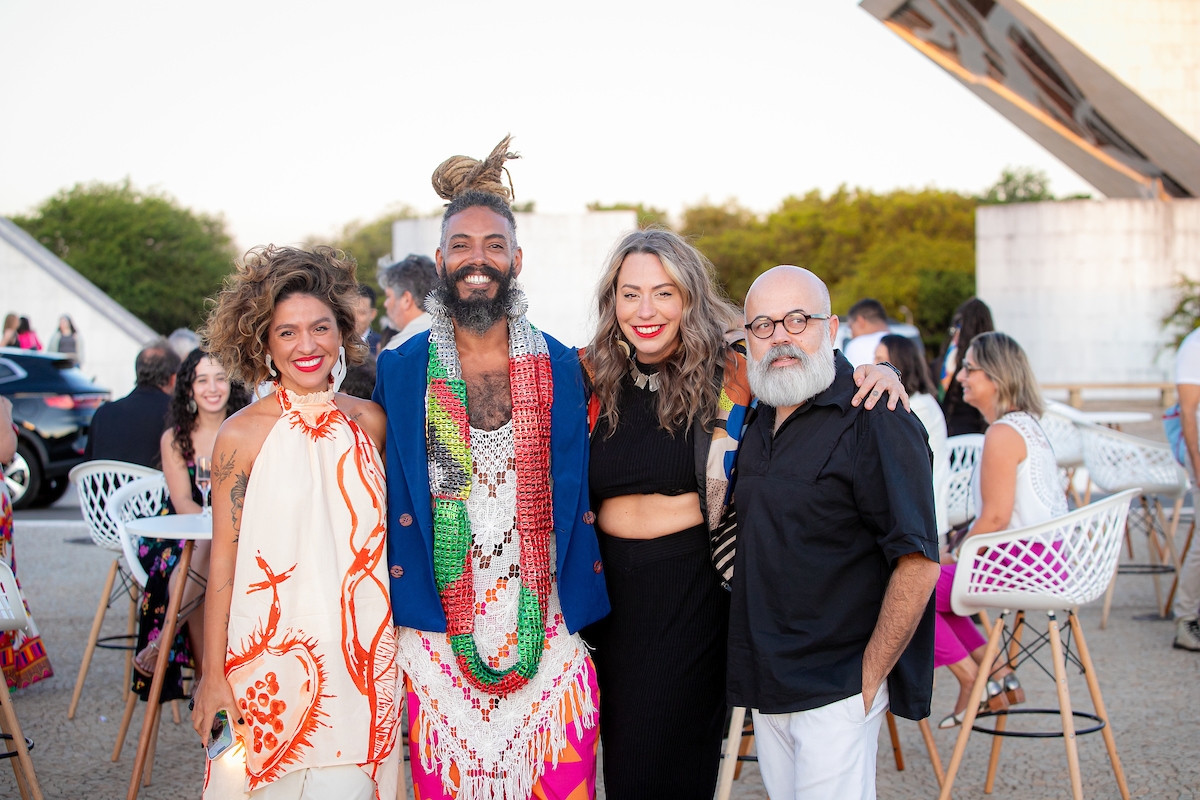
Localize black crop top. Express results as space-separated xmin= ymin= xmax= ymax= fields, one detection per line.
xmin=589 ymin=363 xmax=698 ymax=501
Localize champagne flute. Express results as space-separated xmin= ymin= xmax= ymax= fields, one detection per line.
xmin=196 ymin=456 xmax=212 ymax=517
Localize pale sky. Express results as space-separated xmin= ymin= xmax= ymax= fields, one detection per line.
xmin=0 ymin=0 xmax=1095 ymax=253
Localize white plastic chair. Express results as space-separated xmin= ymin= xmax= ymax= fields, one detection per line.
xmin=0 ymin=562 xmax=46 ymax=800
xmin=1077 ymin=422 xmax=1189 ymax=626
xmin=108 ymin=476 xmax=170 ymax=590
xmin=106 ymin=475 xmax=175 ymax=764
xmin=943 ymin=434 xmax=985 ymax=529
xmin=1041 ymin=401 xmax=1087 ymax=505
xmin=938 ymin=489 xmax=1138 ymax=800
xmin=66 ymin=460 xmax=163 ymax=719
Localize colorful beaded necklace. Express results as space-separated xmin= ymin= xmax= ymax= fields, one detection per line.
xmin=425 ymin=289 xmax=554 ymax=696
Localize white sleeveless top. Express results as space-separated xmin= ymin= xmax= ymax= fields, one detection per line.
xmin=203 ymin=389 xmax=400 ymax=799
xmin=396 ymin=420 xmax=593 ymax=800
xmin=970 ymin=410 xmax=1067 ymax=531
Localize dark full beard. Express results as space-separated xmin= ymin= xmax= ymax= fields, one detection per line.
xmin=434 ymin=262 xmax=516 ymax=336
xmin=746 ymin=336 xmax=837 ymax=408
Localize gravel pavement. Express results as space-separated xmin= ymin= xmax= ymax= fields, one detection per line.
xmin=3 ymin=506 xmax=1196 ymax=799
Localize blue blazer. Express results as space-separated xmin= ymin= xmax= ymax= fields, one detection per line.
xmin=373 ymin=329 xmax=611 ymax=634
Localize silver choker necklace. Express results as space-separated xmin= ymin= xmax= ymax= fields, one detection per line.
xmin=631 ymin=361 xmax=660 ymax=392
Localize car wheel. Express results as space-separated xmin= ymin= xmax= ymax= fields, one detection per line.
xmin=5 ymin=441 xmax=44 ymax=511
xmin=36 ymin=476 xmax=70 ymax=506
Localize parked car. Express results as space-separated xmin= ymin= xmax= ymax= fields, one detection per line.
xmin=0 ymin=348 xmax=109 ymax=510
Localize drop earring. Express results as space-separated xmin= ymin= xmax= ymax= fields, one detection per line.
xmin=187 ymin=398 xmax=197 ymax=414
xmin=330 ymin=346 xmax=347 ymax=392
xmin=616 ymin=335 xmax=632 ymax=360
xmin=265 ymin=353 xmax=278 ymax=379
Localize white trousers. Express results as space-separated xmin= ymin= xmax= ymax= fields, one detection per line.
xmin=248 ymin=765 xmax=376 ymax=800
xmin=1174 ymin=521 xmax=1200 ymax=619
xmin=752 ymin=683 xmax=889 ymax=800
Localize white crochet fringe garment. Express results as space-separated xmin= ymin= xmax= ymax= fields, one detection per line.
xmin=398 ymin=421 xmax=595 ymax=800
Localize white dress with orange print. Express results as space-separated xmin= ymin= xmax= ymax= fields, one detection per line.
xmin=203 ymin=388 xmax=400 ymax=800
xmin=398 ymin=420 xmax=595 ymax=800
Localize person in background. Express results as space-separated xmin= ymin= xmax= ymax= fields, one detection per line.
xmin=1169 ymin=326 xmax=1200 ymax=651
xmin=379 ymin=253 xmax=437 ymax=352
xmin=933 ymin=332 xmax=1059 ymax=728
xmin=842 ymin=298 xmax=891 ymax=368
xmin=729 ymin=266 xmax=939 ymax=800
xmin=939 ymin=298 xmax=994 ymax=436
xmin=84 ymin=341 xmax=181 ymax=466
xmin=1 ymin=315 xmax=18 ymax=348
xmin=168 ymin=328 xmax=201 ymax=360
xmin=47 ymin=314 xmax=83 ymax=366
xmin=876 ymin=334 xmax=949 ymax=537
xmin=339 ymin=358 xmax=377 ymax=400
xmin=0 ymin=395 xmax=54 ymax=689
xmin=15 ymin=318 xmax=41 ymax=351
xmin=131 ymin=349 xmax=250 ymax=706
xmin=354 ymin=284 xmax=381 ymax=356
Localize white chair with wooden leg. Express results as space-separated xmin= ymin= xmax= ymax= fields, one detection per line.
xmin=1042 ymin=401 xmax=1088 ymax=506
xmin=0 ymin=562 xmax=45 ymax=800
xmin=66 ymin=460 xmax=163 ymax=719
xmin=1077 ymin=423 xmax=1189 ymax=627
xmin=937 ymin=489 xmax=1138 ymax=800
xmin=104 ymin=475 xmax=174 ymax=764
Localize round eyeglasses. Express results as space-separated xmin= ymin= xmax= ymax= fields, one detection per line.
xmin=744 ymin=310 xmax=831 ymax=339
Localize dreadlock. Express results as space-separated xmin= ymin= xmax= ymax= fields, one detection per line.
xmin=433 ymin=135 xmax=521 ymax=247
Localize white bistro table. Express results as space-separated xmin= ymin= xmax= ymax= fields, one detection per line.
xmin=1079 ymin=411 xmax=1154 ymax=431
xmin=122 ymin=513 xmax=212 ymax=800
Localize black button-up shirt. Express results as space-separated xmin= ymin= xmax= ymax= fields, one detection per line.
xmin=727 ymin=353 xmax=938 ymax=720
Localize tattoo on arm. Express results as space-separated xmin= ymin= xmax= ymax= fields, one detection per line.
xmin=213 ymin=450 xmax=236 ymax=486
xmin=230 ymin=471 xmax=248 ymax=538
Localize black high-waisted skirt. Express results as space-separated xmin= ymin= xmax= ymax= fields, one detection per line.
xmin=583 ymin=523 xmax=730 ymax=800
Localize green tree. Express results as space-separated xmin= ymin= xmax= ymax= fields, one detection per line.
xmin=588 ymin=202 xmax=670 ymax=229
xmin=680 ymin=187 xmax=977 ymax=348
xmin=315 ymin=205 xmax=421 ymax=309
xmin=1162 ymin=275 xmax=1200 ymax=349
xmin=978 ymin=166 xmax=1055 ymax=204
xmin=11 ymin=180 xmax=236 ymax=334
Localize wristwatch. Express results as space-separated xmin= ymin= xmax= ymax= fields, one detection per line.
xmin=879 ymin=361 xmax=902 ymax=380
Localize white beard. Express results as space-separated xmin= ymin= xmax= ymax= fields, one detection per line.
xmin=746 ymin=334 xmax=837 ymax=409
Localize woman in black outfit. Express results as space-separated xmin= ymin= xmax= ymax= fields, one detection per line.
xmin=581 ymin=230 xmax=907 ymax=799
xmin=939 ymin=297 xmax=994 ymax=436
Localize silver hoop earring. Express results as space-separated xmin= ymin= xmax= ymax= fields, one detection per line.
xmin=186 ymin=398 xmax=197 ymax=414
xmin=265 ymin=353 xmax=278 ymax=378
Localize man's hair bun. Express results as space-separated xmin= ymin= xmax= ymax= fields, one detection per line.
xmin=431 ymin=135 xmax=520 ymax=203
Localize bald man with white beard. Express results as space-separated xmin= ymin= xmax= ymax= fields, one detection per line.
xmin=727 ymin=266 xmax=940 ymax=800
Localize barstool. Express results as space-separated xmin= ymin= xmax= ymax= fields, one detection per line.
xmin=66 ymin=460 xmax=163 ymax=719
xmin=1076 ymin=424 xmax=1188 ymax=627
xmin=937 ymin=489 xmax=1138 ymax=800
xmin=0 ymin=562 xmax=45 ymax=800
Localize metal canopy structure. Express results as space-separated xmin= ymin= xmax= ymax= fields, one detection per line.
xmin=860 ymin=0 xmax=1200 ymax=199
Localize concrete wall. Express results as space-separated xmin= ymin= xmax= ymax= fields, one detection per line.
xmin=977 ymin=199 xmax=1200 ymax=385
xmin=391 ymin=210 xmax=638 ymax=348
xmin=0 ymin=219 xmax=158 ymax=397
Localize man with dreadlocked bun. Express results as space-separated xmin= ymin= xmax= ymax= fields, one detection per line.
xmin=373 ymin=136 xmax=609 ymax=800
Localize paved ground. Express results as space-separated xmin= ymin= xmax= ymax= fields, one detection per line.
xmin=3 ymin=399 xmax=1195 ymax=798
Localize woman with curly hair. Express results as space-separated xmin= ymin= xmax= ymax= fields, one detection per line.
xmin=581 ymin=230 xmax=909 ymax=799
xmin=192 ymin=246 xmax=400 ymax=799
xmin=130 ymin=348 xmax=250 ymax=701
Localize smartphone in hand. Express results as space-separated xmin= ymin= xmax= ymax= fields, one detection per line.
xmin=207 ymin=710 xmax=236 ymax=760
